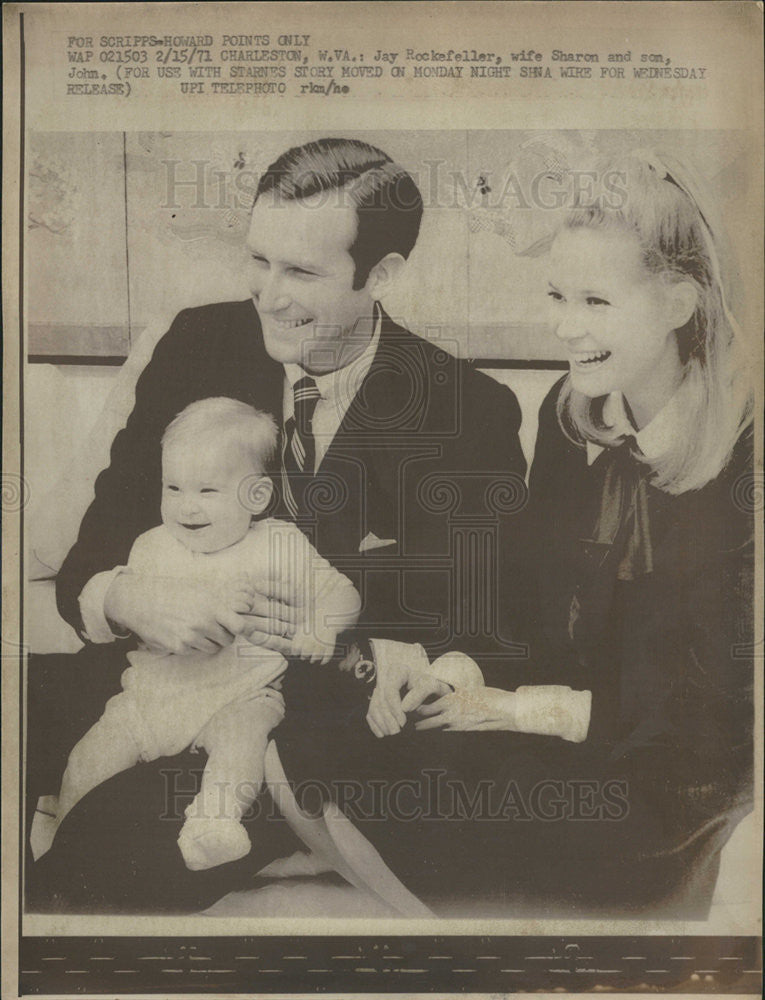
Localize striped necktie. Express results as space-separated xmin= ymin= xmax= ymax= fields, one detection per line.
xmin=281 ymin=375 xmax=321 ymax=519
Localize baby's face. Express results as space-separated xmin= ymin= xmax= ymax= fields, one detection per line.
xmin=161 ymin=438 xmax=259 ymax=553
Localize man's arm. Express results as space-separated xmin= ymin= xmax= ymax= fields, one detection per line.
xmin=388 ymin=365 xmax=527 ymax=661
xmin=54 ymin=303 xmax=268 ymax=638
xmin=55 ymin=320 xmax=186 ymax=637
xmin=336 ymin=363 xmax=530 ymax=723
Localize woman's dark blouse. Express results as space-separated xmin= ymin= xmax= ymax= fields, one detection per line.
xmin=503 ymin=381 xmax=755 ymax=838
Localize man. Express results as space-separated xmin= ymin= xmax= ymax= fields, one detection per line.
xmin=29 ymin=138 xmax=526 ymax=912
xmin=56 ymin=137 xmax=524 ymax=657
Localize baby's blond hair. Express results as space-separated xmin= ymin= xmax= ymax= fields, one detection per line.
xmin=162 ymin=397 xmax=278 ymax=473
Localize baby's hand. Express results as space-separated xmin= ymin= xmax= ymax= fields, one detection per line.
xmin=290 ymin=626 xmax=337 ymax=665
xmin=289 ymin=571 xmax=360 ymax=664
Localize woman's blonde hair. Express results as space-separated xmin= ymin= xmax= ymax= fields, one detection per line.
xmin=556 ymin=150 xmax=753 ymax=494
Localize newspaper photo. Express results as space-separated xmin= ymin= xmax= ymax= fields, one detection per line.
xmin=2 ymin=2 xmax=762 ymax=996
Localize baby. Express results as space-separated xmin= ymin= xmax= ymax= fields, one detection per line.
xmin=35 ymin=397 xmax=361 ymax=871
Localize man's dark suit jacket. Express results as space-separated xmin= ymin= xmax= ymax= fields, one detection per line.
xmin=56 ymin=300 xmax=526 ymax=661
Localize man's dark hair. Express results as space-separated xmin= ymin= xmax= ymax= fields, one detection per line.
xmin=255 ymin=138 xmax=424 ymax=290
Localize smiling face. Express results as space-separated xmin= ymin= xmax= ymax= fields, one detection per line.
xmin=246 ymin=192 xmax=377 ymax=374
xmin=160 ymin=437 xmax=260 ymax=554
xmin=547 ymin=226 xmax=684 ymax=428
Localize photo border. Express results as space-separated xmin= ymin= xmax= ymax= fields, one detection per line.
xmin=4 ymin=4 xmax=763 ymax=996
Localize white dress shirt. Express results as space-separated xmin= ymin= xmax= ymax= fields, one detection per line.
xmin=282 ymin=307 xmax=382 ymax=471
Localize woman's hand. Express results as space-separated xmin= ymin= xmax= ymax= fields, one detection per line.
xmin=414 ymin=686 xmax=516 ymax=732
xmin=366 ymin=662 xmax=451 ymax=738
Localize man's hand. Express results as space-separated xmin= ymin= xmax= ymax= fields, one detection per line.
xmin=366 ymin=660 xmax=451 ymax=738
xmin=235 ymin=572 xmax=301 ymax=658
xmin=104 ymin=571 xmax=262 ymax=655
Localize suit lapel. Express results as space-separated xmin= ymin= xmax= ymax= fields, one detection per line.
xmin=326 ymin=309 xmax=424 ymax=447
xmin=315 ymin=311 xmax=429 ymax=550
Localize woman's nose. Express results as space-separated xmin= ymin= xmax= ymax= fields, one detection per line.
xmin=554 ymin=308 xmax=588 ymax=344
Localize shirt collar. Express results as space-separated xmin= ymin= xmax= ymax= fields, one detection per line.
xmin=284 ymin=303 xmax=382 ymax=405
xmin=586 ymin=390 xmax=683 ymax=465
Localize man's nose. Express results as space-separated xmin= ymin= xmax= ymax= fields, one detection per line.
xmin=256 ymin=270 xmax=290 ymax=313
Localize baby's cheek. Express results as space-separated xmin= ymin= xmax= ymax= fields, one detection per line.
xmin=159 ymin=497 xmax=173 ymax=524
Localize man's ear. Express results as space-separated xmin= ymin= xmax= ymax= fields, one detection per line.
xmin=665 ymin=279 xmax=698 ymax=330
xmin=245 ymin=476 xmax=274 ymax=517
xmin=366 ymin=253 xmax=406 ymax=300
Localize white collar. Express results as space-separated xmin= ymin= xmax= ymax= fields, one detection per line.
xmin=586 ymin=390 xmax=684 ymax=465
xmin=284 ymin=304 xmax=382 ymax=407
